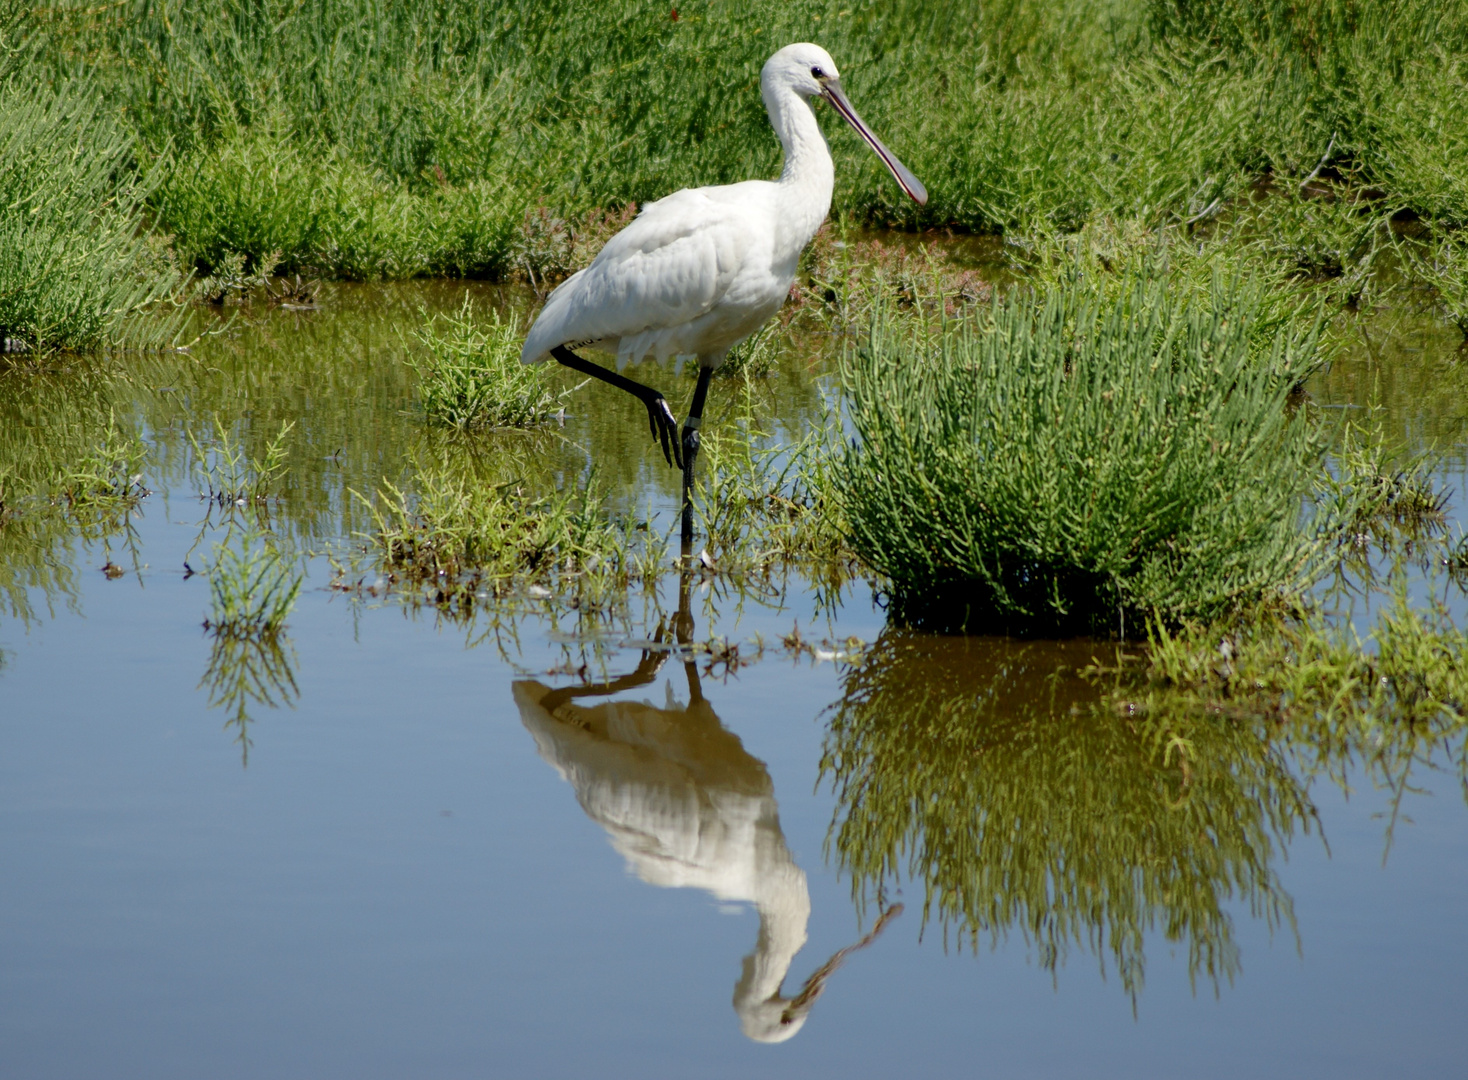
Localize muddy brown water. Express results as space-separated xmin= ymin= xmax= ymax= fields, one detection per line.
xmin=0 ymin=279 xmax=1465 ymax=1078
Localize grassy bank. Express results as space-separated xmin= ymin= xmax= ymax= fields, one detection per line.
xmin=3 ymin=0 xmax=1462 ymax=335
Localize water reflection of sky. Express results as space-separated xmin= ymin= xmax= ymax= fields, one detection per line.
xmin=1 ymin=284 xmax=1466 ymax=1077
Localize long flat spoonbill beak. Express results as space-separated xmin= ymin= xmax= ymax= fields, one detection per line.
xmin=821 ymin=79 xmax=927 ymax=206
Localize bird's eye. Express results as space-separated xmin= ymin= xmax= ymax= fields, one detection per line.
xmin=811 ymin=66 xmax=826 ymax=79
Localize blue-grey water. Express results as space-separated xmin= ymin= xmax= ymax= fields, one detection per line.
xmin=1 ymin=283 xmax=1465 ymax=1078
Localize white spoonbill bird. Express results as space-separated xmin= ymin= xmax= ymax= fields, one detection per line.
xmin=520 ymin=42 xmax=927 ymax=538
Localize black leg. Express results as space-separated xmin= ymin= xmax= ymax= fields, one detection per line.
xmin=681 ymin=365 xmax=714 ymax=542
xmin=551 ymin=345 xmax=681 ymax=469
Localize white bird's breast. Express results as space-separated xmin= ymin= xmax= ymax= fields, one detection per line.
xmin=520 ymin=181 xmax=804 ymax=368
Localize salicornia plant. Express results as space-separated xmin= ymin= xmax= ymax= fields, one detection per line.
xmin=838 ymin=272 xmax=1328 ymax=634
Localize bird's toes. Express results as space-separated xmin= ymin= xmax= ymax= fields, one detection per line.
xmin=650 ymin=397 xmax=682 ymax=469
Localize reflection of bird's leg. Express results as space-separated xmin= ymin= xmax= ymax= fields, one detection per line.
xmin=540 ymin=645 xmax=669 ymax=713
xmin=680 ymin=364 xmax=714 ymax=542
xmin=551 ymin=345 xmax=682 ymax=469
xmin=675 ymin=534 xmax=704 ymax=704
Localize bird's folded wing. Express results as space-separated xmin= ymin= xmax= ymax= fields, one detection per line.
xmin=521 ymin=188 xmax=754 ymax=364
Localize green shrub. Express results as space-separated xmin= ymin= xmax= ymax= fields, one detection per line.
xmin=837 ymin=273 xmax=1327 ymax=634
xmin=406 ymin=301 xmax=567 ymax=429
xmin=0 ymin=78 xmax=181 ymax=351
xmin=156 ymin=124 xmax=528 ymax=280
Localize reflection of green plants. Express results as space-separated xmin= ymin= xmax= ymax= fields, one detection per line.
xmin=820 ymin=631 xmax=1311 ymax=1001
xmin=406 ymin=300 xmax=569 ymax=429
xmin=1402 ymin=232 xmax=1468 ymax=340
xmin=0 ymin=381 xmax=151 ymax=621
xmin=838 ymin=273 xmax=1327 ymax=634
xmin=205 ymin=537 xmax=302 ymax=638
xmin=57 ymin=414 xmax=149 ymax=521
xmin=200 ymin=629 xmax=300 ymax=766
xmin=1123 ymin=566 xmax=1468 ymax=854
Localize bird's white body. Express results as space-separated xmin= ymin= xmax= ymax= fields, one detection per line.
xmin=521 ymin=44 xmax=852 ymax=370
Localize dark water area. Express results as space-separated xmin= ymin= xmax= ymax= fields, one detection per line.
xmin=1 ymin=279 xmax=1465 ymax=1078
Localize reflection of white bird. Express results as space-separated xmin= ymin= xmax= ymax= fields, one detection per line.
xmin=520 ymin=42 xmax=927 ymax=539
xmin=514 ymin=674 xmax=898 ymax=1043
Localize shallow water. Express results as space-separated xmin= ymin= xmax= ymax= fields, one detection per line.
xmin=1 ymin=282 xmax=1466 ymax=1078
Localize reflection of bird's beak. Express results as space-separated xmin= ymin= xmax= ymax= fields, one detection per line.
xmin=821 ymin=80 xmax=928 ymax=205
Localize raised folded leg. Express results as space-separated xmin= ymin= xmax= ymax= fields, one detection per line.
xmin=551 ymin=345 xmax=682 ymax=469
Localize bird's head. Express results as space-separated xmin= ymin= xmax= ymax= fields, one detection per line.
xmin=762 ymin=43 xmax=928 ymax=206
xmin=762 ymin=42 xmax=843 ymax=100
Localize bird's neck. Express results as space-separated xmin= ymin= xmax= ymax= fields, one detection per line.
xmin=764 ymin=86 xmax=834 ymax=260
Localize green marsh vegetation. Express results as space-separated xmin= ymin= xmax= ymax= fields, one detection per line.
xmin=406 ymin=300 xmax=572 ymax=430
xmin=201 ymin=530 xmax=303 ymax=765
xmin=0 ymin=4 xmax=182 ymax=355
xmin=837 ymin=270 xmax=1333 ymax=635
xmin=3 ymin=0 xmax=1461 ymax=319
xmin=4 ymin=0 xmax=1466 ymax=797
xmin=204 ymin=532 xmax=302 ymax=639
xmin=359 ymin=438 xmax=671 ymax=614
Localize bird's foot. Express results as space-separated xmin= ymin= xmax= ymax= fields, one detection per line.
xmin=643 ymin=393 xmax=683 ymax=469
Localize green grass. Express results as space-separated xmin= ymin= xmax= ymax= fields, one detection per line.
xmin=0 ymin=76 xmax=183 ymax=352
xmin=406 ymin=300 xmax=569 ymax=429
xmin=205 ymin=533 xmax=302 ymax=637
xmin=8 ymin=0 xmax=1460 ymax=313
xmin=359 ymin=441 xmax=668 ymax=610
xmin=837 ymin=271 xmax=1330 ymax=634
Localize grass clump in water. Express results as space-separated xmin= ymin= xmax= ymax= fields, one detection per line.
xmin=201 ymin=530 xmax=302 ymax=764
xmin=838 ymin=272 xmax=1329 ymax=635
xmin=204 ymin=534 xmax=302 ymax=638
xmin=406 ymin=301 xmax=569 ymax=430
xmin=361 ymin=443 xmax=666 ymax=609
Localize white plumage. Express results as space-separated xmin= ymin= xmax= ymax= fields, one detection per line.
xmin=520 ymin=42 xmax=925 ymax=536
xmin=522 ymin=42 xmax=924 ymax=373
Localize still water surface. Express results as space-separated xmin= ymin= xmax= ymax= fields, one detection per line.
xmin=1 ymin=282 xmax=1465 ymax=1078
